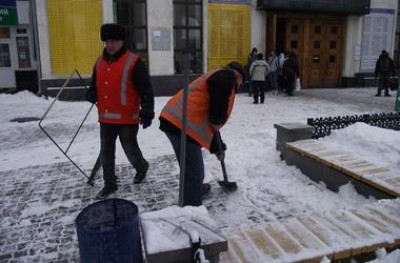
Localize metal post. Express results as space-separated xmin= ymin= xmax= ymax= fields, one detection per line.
xmin=178 ymin=53 xmax=190 ymax=207
xmin=31 ymin=0 xmax=43 ymax=96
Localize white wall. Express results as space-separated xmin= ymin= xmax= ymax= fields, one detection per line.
xmin=147 ymin=0 xmax=174 ymax=75
xmin=342 ymin=16 xmax=363 ymax=77
xmin=35 ymin=0 xmax=51 ymax=79
xmin=250 ymin=0 xmax=266 ymax=55
xmin=102 ymin=0 xmax=114 ymax=23
xmin=16 ymin=0 xmax=30 ymax=24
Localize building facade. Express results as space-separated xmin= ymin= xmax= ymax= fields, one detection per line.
xmin=0 ymin=0 xmax=398 ymax=95
xmin=0 ymin=0 xmax=37 ymax=91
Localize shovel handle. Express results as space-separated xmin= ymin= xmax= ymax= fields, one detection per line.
xmin=220 ymin=159 xmax=229 ymax=182
xmin=215 ymin=131 xmax=228 ymax=182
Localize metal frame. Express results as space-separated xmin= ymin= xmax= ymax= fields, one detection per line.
xmin=38 ymin=69 xmax=96 ymax=185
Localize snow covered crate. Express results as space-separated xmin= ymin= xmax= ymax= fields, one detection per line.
xmin=140 ymin=205 xmax=227 ymax=263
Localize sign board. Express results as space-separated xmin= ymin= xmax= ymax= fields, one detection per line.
xmin=0 ymin=0 xmax=18 ymax=25
xmin=360 ymin=8 xmax=395 ymax=71
xmin=151 ymin=28 xmax=171 ymax=51
xmin=256 ymin=0 xmax=370 ymax=15
xmin=209 ymin=0 xmax=251 ymax=4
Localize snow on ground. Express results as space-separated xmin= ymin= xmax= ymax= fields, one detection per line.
xmin=0 ymin=88 xmax=399 ymax=262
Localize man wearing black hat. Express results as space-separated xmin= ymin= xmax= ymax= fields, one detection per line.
xmin=86 ymin=23 xmax=155 ymax=198
xmin=159 ymin=61 xmax=246 ymax=206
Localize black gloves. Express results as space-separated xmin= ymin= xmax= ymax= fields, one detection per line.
xmin=140 ymin=118 xmax=152 ymax=129
xmin=209 ymin=135 xmax=227 ymax=154
xmin=139 ymin=109 xmax=154 ymax=129
xmin=85 ymin=89 xmax=97 ymax=104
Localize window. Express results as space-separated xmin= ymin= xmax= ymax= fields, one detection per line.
xmin=291 ymin=25 xmax=299 ymax=34
xmin=0 ymin=44 xmax=11 ymax=67
xmin=16 ymin=37 xmax=31 ymax=68
xmin=114 ymin=0 xmax=148 ymax=66
xmin=173 ymin=0 xmax=203 ymax=74
xmin=46 ymin=0 xmax=103 ymax=75
xmin=0 ymin=27 xmax=10 ymax=39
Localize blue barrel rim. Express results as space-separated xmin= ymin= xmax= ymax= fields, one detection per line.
xmin=75 ymin=198 xmax=139 ymax=231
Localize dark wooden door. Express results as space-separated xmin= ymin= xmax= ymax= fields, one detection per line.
xmin=307 ymin=19 xmax=343 ymax=87
xmin=285 ymin=19 xmax=304 ymax=73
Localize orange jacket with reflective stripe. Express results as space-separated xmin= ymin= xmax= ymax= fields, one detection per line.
xmin=96 ymin=51 xmax=140 ymax=124
xmin=160 ymin=70 xmax=236 ymax=150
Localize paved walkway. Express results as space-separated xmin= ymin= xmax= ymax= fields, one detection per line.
xmin=1 ymin=157 xmax=180 ymax=262
xmin=299 ymin=87 xmax=396 ymax=113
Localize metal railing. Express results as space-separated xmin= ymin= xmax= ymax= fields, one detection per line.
xmin=307 ymin=112 xmax=400 ymax=139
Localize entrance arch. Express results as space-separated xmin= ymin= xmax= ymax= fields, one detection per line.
xmin=267 ymin=13 xmax=345 ymax=88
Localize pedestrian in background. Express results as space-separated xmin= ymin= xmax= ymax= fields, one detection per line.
xmin=282 ymin=52 xmax=299 ymax=96
xmin=250 ymin=53 xmax=269 ymax=104
xmin=374 ymin=50 xmax=395 ymax=97
xmin=277 ymin=52 xmax=287 ymax=92
xmin=245 ymin=47 xmax=259 ymax=96
xmin=86 ymin=23 xmax=155 ymax=198
xmin=159 ymin=62 xmax=246 ymax=206
xmin=268 ymin=50 xmax=280 ymax=92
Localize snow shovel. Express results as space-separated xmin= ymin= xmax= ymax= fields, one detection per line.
xmin=216 ymin=132 xmax=238 ymax=191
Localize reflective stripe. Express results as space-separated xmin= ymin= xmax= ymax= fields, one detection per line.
xmin=163 ymin=105 xmax=212 ymax=144
xmin=161 ymin=70 xmax=220 ymax=147
xmin=100 ymin=112 xmax=121 ymax=119
xmin=99 ymin=112 xmax=139 ymax=121
xmin=120 ymin=53 xmax=136 ymax=105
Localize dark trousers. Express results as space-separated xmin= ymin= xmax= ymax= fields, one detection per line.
xmin=164 ymin=131 xmax=204 ymax=206
xmin=377 ymin=73 xmax=390 ymax=95
xmin=284 ymin=74 xmax=296 ymax=96
xmin=100 ymin=123 xmax=146 ymax=187
xmin=252 ymin=81 xmax=265 ymax=103
xmin=269 ymin=71 xmax=279 ymax=89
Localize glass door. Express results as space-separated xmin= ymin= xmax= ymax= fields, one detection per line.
xmin=0 ymin=27 xmax=16 ymax=89
xmin=0 ymin=41 xmax=16 ymax=88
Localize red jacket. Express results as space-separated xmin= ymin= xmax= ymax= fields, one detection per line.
xmin=96 ymin=51 xmax=140 ymax=124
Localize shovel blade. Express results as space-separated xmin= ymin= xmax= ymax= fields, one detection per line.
xmin=217 ymin=180 xmax=238 ymax=191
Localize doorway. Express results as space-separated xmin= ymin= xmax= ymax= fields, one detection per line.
xmin=0 ymin=28 xmax=16 ymax=89
xmin=272 ymin=15 xmax=344 ymax=88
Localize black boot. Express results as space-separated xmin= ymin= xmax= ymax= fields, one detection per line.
xmin=134 ymin=160 xmax=149 ymax=184
xmin=96 ymin=184 xmax=118 ymax=199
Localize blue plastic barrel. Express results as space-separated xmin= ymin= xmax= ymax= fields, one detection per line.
xmin=75 ymin=198 xmax=142 ymax=263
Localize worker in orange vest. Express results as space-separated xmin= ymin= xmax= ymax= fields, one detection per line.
xmin=86 ymin=24 xmax=155 ymax=198
xmin=159 ymin=62 xmax=246 ymax=206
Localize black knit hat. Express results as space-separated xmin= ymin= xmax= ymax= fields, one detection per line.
xmin=100 ymin=24 xmax=126 ymax=41
xmin=227 ymin=61 xmax=246 ymax=80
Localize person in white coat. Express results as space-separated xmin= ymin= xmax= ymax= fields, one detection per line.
xmin=249 ymin=53 xmax=269 ymax=104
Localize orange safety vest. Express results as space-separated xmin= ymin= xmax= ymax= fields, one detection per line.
xmin=160 ymin=70 xmax=236 ymax=150
xmin=96 ymin=51 xmax=140 ymax=124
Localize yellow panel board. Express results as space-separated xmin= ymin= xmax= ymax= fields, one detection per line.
xmin=208 ymin=4 xmax=250 ymax=70
xmin=47 ymin=0 xmax=103 ymax=76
